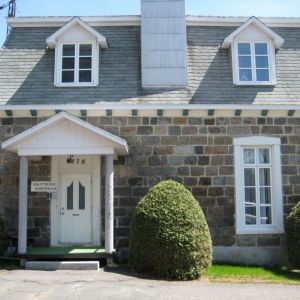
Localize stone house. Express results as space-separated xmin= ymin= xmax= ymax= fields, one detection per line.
xmin=0 ymin=0 xmax=299 ymax=265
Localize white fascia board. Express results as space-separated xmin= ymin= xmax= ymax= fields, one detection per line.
xmin=2 ymin=112 xmax=128 ymax=154
xmin=7 ymin=16 xmax=300 ymax=28
xmin=0 ymin=104 xmax=300 ymax=111
xmin=222 ymin=17 xmax=284 ymax=49
xmin=46 ymin=17 xmax=108 ymax=48
xmin=7 ymin=16 xmax=141 ymax=28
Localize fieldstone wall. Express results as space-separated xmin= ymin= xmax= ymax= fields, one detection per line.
xmin=0 ymin=117 xmax=51 ymax=247
xmin=0 ymin=115 xmax=299 ymax=251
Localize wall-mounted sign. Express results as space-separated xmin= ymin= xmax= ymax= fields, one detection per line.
xmin=31 ymin=181 xmax=58 ymax=193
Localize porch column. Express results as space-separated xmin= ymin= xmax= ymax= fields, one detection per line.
xmin=105 ymin=154 xmax=114 ymax=254
xmin=18 ymin=156 xmax=28 ymax=254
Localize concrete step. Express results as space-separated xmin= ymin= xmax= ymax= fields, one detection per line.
xmin=25 ymin=261 xmax=100 ymax=271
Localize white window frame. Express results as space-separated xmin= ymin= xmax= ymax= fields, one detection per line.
xmin=54 ymin=41 xmax=99 ymax=87
xmin=234 ymin=136 xmax=284 ymax=235
xmin=232 ymin=40 xmax=277 ymax=86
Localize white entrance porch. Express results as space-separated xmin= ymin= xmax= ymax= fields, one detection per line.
xmin=1 ymin=112 xmax=128 ymax=255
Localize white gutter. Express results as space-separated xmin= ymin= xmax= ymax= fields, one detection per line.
xmin=0 ymin=104 xmax=300 ymax=111
xmin=7 ymin=16 xmax=300 ymax=28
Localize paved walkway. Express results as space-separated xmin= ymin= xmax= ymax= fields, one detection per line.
xmin=0 ymin=269 xmax=299 ymax=300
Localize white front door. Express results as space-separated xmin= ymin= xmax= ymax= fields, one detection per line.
xmin=60 ymin=174 xmax=92 ymax=244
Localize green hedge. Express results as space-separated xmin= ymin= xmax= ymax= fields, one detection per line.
xmin=129 ymin=180 xmax=212 ymax=280
xmin=286 ymin=201 xmax=300 ymax=269
xmin=0 ymin=217 xmax=7 ymax=256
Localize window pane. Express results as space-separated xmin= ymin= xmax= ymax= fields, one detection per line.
xmin=256 ymin=56 xmax=269 ymax=68
xmin=259 ymin=168 xmax=271 ymax=186
xmin=62 ymin=57 xmax=75 ymax=69
xmin=67 ymin=182 xmax=73 ymax=210
xmin=255 ymin=43 xmax=268 ymax=55
xmin=243 ymin=148 xmax=255 ymax=164
xmin=259 ymin=148 xmax=270 ymax=164
xmin=245 ymin=206 xmax=257 ymax=225
xmin=79 ymin=182 xmax=85 ymax=210
xmin=80 ymin=44 xmax=92 ymax=56
xmin=62 ymin=71 xmax=74 ymax=83
xmin=63 ymin=44 xmax=75 ymax=56
xmin=260 ymin=206 xmax=272 ymax=225
xmin=238 ymin=43 xmax=251 ymax=55
xmin=79 ymin=70 xmax=92 ymax=82
xmin=79 ymin=57 xmax=92 ymax=69
xmin=245 ymin=187 xmax=256 ymax=205
xmin=260 ymin=187 xmax=271 ymax=204
xmin=244 ymin=168 xmax=255 ymax=186
xmin=239 ymin=56 xmax=252 ymax=68
xmin=256 ymin=69 xmax=270 ymax=82
xmin=239 ymin=69 xmax=252 ymax=81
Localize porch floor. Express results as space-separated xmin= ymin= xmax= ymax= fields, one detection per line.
xmin=22 ymin=247 xmax=111 ymax=260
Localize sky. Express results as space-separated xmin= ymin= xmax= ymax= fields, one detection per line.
xmin=1 ymin=0 xmax=300 ymax=46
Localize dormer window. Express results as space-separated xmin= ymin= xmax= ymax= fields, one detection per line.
xmin=61 ymin=43 xmax=94 ymax=85
xmin=236 ymin=42 xmax=271 ymax=84
xmin=222 ymin=17 xmax=284 ymax=86
xmin=46 ymin=17 xmax=108 ymax=87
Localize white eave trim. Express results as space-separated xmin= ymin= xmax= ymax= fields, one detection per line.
xmin=222 ymin=17 xmax=284 ymax=49
xmin=46 ymin=16 xmax=108 ymax=48
xmin=7 ymin=15 xmax=300 ymax=28
xmin=1 ymin=104 xmax=300 ymax=111
xmin=1 ymin=111 xmax=128 ymax=155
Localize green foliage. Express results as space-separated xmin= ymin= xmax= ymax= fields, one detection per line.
xmin=286 ymin=202 xmax=300 ymax=269
xmin=0 ymin=217 xmax=7 ymax=256
xmin=129 ymin=180 xmax=212 ymax=280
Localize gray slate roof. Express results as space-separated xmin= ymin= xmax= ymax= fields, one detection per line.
xmin=0 ymin=25 xmax=300 ymax=105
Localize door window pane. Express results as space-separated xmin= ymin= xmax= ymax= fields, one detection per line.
xmin=259 ymin=148 xmax=270 ymax=164
xmin=79 ymin=182 xmax=85 ymax=210
xmin=67 ymin=182 xmax=73 ymax=210
xmin=260 ymin=206 xmax=272 ymax=225
xmin=244 ymin=168 xmax=256 ymax=186
xmin=243 ymin=148 xmax=255 ymax=164
xmin=259 ymin=168 xmax=271 ymax=186
xmin=245 ymin=206 xmax=257 ymax=225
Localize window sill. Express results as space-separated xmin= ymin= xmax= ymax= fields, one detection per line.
xmin=236 ymin=227 xmax=284 ymax=235
xmin=234 ymin=81 xmax=276 ymax=87
xmin=55 ymin=83 xmax=98 ymax=88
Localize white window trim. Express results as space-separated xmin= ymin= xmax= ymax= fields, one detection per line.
xmin=232 ymin=40 xmax=277 ymax=86
xmin=54 ymin=41 xmax=99 ymax=87
xmin=234 ymin=136 xmax=284 ymax=235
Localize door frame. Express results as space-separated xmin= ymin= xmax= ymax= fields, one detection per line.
xmin=50 ymin=155 xmax=101 ymax=247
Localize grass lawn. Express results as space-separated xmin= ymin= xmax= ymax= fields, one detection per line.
xmin=205 ymin=264 xmax=300 ymax=284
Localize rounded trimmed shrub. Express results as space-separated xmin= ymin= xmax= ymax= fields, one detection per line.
xmin=0 ymin=217 xmax=7 ymax=256
xmin=286 ymin=201 xmax=300 ymax=268
xmin=129 ymin=180 xmax=212 ymax=280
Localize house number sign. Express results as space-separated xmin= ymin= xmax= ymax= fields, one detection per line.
xmin=66 ymin=155 xmax=86 ymax=165
xmin=31 ymin=181 xmax=57 ymax=192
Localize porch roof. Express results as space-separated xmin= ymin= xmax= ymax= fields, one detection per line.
xmin=1 ymin=112 xmax=129 ymax=157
